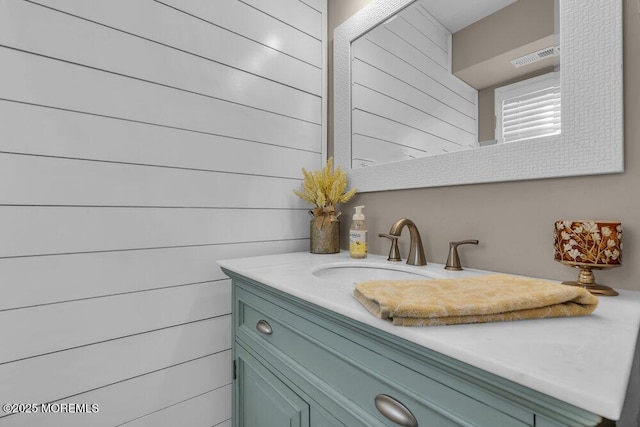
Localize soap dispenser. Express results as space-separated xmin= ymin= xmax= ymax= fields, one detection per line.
xmin=349 ymin=206 xmax=367 ymax=259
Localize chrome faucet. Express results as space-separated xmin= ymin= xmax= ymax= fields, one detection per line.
xmin=379 ymin=218 xmax=427 ymax=266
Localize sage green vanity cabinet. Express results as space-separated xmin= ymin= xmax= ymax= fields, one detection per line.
xmin=227 ymin=273 xmax=603 ymax=427
xmin=235 ymin=344 xmax=310 ymax=427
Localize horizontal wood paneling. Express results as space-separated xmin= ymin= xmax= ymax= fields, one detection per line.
xmin=0 ymin=48 xmax=321 ymax=152
xmin=406 ymin=3 xmax=449 ymax=53
xmin=240 ymin=0 xmax=322 ymax=39
xmin=351 ymin=2 xmax=476 ymax=163
xmin=0 ymin=0 xmax=325 ymax=424
xmin=28 ymin=0 xmax=322 ymax=94
xmin=352 ymin=39 xmax=476 ymax=116
xmin=352 ymin=60 xmax=476 ymax=130
xmin=361 ymin=20 xmax=474 ymax=101
xmin=158 ymin=0 xmax=322 ymax=67
xmin=121 ymin=386 xmax=232 ymax=427
xmin=0 ymin=281 xmax=231 ymax=364
xmin=353 ymin=85 xmax=475 ymax=144
xmin=300 ymin=0 xmax=323 ymax=12
xmin=352 ymin=134 xmax=426 ymax=167
xmin=384 ymin=15 xmax=449 ymax=70
xmin=0 ymin=0 xmax=320 ymax=123
xmin=0 ymin=154 xmax=306 ymax=209
xmin=0 ymin=240 xmax=306 ymax=312
xmin=0 ymin=317 xmax=231 ymax=407
xmin=0 ymin=352 xmax=231 ymax=427
xmin=352 ymin=110 xmax=474 ymax=155
xmin=0 ymin=101 xmax=321 ymax=178
xmin=0 ymin=207 xmax=308 ymax=258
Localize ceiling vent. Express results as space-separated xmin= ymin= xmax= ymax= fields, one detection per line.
xmin=511 ymin=46 xmax=560 ymax=68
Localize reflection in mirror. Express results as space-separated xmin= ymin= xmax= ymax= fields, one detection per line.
xmin=350 ymin=0 xmax=559 ymax=169
xmin=334 ymin=0 xmax=622 ymax=192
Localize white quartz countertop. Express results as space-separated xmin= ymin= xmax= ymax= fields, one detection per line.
xmin=218 ymin=251 xmax=640 ymax=420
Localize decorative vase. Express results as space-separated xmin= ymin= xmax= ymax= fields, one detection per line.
xmin=310 ymin=215 xmax=340 ymax=254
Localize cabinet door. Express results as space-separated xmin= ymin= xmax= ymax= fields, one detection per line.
xmin=235 ymin=344 xmax=310 ymax=427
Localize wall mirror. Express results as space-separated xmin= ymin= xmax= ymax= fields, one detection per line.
xmin=334 ymin=0 xmax=623 ymax=192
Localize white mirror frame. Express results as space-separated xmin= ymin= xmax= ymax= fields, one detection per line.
xmin=334 ymin=0 xmax=623 ymax=192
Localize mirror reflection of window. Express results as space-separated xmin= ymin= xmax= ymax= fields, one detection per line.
xmin=350 ymin=0 xmax=560 ymax=168
xmin=494 ymin=71 xmax=561 ymax=144
xmin=452 ymin=0 xmax=560 ymax=146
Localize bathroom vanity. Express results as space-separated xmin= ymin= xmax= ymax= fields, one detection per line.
xmin=219 ymin=252 xmax=640 ymax=426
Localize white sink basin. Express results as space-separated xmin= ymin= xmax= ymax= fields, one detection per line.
xmin=312 ymin=262 xmax=433 ymax=284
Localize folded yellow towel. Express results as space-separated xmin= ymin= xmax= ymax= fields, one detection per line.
xmin=353 ymin=274 xmax=599 ymax=326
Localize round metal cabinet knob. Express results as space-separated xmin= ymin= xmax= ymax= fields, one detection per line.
xmin=256 ymin=319 xmax=273 ymax=335
xmin=374 ymin=394 xmax=418 ymax=427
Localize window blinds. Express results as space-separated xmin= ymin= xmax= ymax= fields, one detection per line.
xmin=495 ymin=72 xmax=561 ymax=144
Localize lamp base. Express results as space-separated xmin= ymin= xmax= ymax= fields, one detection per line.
xmin=562 ymin=281 xmax=619 ymax=296
xmin=562 ymin=266 xmax=619 ymax=296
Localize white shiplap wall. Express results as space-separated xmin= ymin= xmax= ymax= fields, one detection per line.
xmin=0 ymin=1 xmax=325 ymax=426
xmin=350 ymin=1 xmax=477 ymax=168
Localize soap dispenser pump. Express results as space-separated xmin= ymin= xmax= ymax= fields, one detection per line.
xmin=350 ymin=206 xmax=367 ymax=259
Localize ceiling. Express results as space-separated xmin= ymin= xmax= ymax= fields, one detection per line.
xmin=419 ymin=0 xmax=518 ymax=32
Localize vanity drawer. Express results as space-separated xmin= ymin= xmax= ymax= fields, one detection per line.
xmin=234 ymin=283 xmax=532 ymax=427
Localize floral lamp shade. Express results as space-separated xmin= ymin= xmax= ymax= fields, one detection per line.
xmin=554 ymin=220 xmax=622 ymax=296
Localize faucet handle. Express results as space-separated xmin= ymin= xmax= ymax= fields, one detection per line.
xmin=379 ymin=233 xmax=401 ymax=262
xmin=445 ymin=240 xmax=479 ymax=271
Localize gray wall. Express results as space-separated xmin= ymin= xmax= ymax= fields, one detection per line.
xmin=329 ymin=0 xmax=640 ymax=292
xmin=0 ymin=1 xmax=325 ymax=425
